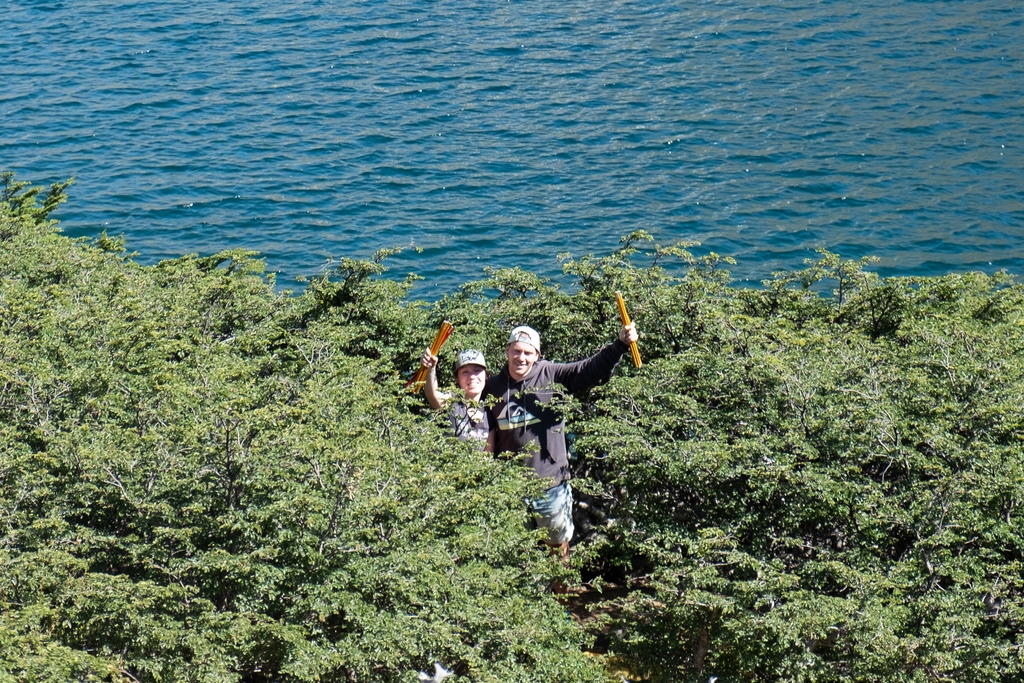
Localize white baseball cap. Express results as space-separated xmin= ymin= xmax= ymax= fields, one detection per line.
xmin=507 ymin=325 xmax=540 ymax=353
xmin=454 ymin=349 xmax=487 ymax=371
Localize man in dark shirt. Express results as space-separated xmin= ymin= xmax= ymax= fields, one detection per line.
xmin=484 ymin=323 xmax=638 ymax=558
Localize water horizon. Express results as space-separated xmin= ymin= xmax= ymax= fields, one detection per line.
xmin=5 ymin=0 xmax=1022 ymax=296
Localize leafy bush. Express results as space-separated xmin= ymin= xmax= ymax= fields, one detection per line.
xmin=0 ymin=175 xmax=604 ymax=683
xmin=564 ymin=248 xmax=1024 ymax=682
xmin=3 ymin=174 xmax=1022 ymax=682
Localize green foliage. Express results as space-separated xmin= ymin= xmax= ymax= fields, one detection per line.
xmin=571 ymin=252 xmax=1024 ymax=682
xmin=3 ymin=173 xmax=1023 ymax=682
xmin=0 ymin=175 xmax=605 ymax=683
xmin=1 ymin=171 xmax=72 ymax=235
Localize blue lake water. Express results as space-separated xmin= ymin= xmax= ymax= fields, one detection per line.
xmin=4 ymin=0 xmax=1023 ymax=295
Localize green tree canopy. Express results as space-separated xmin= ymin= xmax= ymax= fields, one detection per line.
xmin=2 ymin=175 xmax=1022 ymax=682
xmin=1 ymin=175 xmax=603 ymax=683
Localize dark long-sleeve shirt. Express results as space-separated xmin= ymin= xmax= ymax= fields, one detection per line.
xmin=483 ymin=340 xmax=628 ymax=484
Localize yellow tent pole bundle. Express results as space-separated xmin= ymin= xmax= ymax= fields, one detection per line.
xmin=615 ymin=291 xmax=642 ymax=369
xmin=406 ymin=321 xmax=454 ymax=392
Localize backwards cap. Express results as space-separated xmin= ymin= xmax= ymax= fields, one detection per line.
xmin=507 ymin=325 xmax=540 ymax=353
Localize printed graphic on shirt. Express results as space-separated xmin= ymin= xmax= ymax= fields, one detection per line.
xmin=451 ymin=403 xmax=488 ymax=442
xmin=496 ymin=399 xmax=540 ymax=431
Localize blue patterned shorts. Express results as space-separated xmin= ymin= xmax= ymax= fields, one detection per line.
xmin=527 ymin=481 xmax=574 ymax=545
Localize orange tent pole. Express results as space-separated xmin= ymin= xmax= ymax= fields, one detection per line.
xmin=615 ymin=292 xmax=642 ymax=369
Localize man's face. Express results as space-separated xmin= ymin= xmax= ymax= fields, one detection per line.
xmin=456 ymin=364 xmax=486 ymax=399
xmin=506 ymin=341 xmax=539 ymax=381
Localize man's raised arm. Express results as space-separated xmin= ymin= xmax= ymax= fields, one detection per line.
xmin=553 ymin=323 xmax=638 ymax=393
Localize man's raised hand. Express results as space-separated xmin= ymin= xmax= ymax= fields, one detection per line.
xmin=619 ymin=322 xmax=638 ymax=346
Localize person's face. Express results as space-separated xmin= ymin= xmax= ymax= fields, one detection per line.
xmin=506 ymin=341 xmax=539 ymax=381
xmin=456 ymin=364 xmax=486 ymax=399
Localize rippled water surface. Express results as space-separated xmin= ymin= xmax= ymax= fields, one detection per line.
xmin=4 ymin=0 xmax=1023 ymax=293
